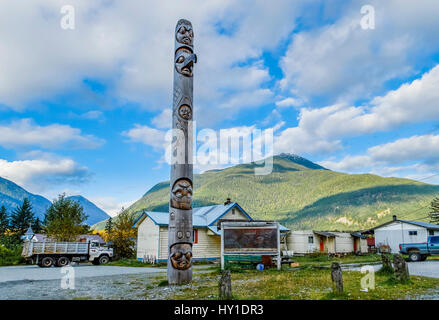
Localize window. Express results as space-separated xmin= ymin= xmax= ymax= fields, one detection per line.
xmin=408 ymin=231 xmax=417 ymax=236
xmin=431 ymin=236 xmax=439 ymax=244
xmin=308 ymin=236 xmax=314 ymax=244
xmin=193 ymin=229 xmax=198 ymax=244
xmin=429 ymin=230 xmax=435 ymax=236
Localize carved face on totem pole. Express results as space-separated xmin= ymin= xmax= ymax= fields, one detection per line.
xmin=175 ymin=48 xmax=196 ymax=77
xmin=171 ymin=178 xmax=193 ymax=210
xmin=176 ymin=20 xmax=194 ymax=46
xmin=170 ymin=243 xmax=192 ymax=270
xmin=178 ymin=104 xmax=192 ymax=120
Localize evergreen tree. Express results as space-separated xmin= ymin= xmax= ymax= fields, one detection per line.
xmin=32 ymin=217 xmax=43 ymax=233
xmin=0 ymin=206 xmax=9 ymax=234
xmin=429 ymin=197 xmax=439 ymax=224
xmin=44 ymin=194 xmax=88 ymax=241
xmin=10 ymin=198 xmax=35 ymax=235
xmin=105 ymin=217 xmax=113 ymax=241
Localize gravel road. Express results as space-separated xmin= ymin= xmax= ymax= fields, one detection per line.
xmin=1 ymin=261 xmax=438 ymax=300
xmin=0 ymin=264 xmax=213 ymax=300
xmin=0 ymin=264 xmax=166 ymax=283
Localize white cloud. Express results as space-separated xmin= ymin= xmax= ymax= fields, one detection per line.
xmin=0 ymin=0 xmax=300 ymax=126
xmin=319 ymin=133 xmax=439 ymax=183
xmin=151 ymin=109 xmax=172 ymax=129
xmin=0 ymin=155 xmax=90 ymax=194
xmin=88 ymin=197 xmax=136 ymax=217
xmin=275 ymin=97 xmax=303 ymax=108
xmin=273 ymin=64 xmax=439 ymax=155
xmin=280 ymin=0 xmax=439 ymax=104
xmin=122 ymin=124 xmax=166 ymax=150
xmin=69 ymin=110 xmax=105 ymax=121
xmin=0 ymin=119 xmax=104 ymax=149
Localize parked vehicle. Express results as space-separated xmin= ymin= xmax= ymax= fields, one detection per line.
xmin=22 ymin=240 xmax=113 ymax=267
xmin=399 ymin=236 xmax=439 ymax=262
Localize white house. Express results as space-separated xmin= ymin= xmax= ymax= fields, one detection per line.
xmin=286 ymin=230 xmax=368 ymax=254
xmin=133 ymin=201 xmax=290 ymax=262
xmin=371 ymin=215 xmax=439 ymax=253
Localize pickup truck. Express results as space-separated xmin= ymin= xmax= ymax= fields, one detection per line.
xmin=399 ymin=236 xmax=439 ymax=262
xmin=22 ymin=240 xmax=113 ymax=267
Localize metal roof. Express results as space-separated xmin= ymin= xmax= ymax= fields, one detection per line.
xmin=363 ymin=219 xmax=439 ymax=232
xmin=399 ymin=220 xmax=439 ymax=231
xmin=314 ymin=231 xmax=336 ymax=237
xmin=133 ymin=202 xmax=290 ymax=232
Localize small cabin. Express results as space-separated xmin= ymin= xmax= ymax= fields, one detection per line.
xmin=286 ymin=230 xmax=368 ymax=254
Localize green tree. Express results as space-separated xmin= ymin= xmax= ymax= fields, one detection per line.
xmin=32 ymin=217 xmax=43 ymax=234
xmin=44 ymin=194 xmax=89 ymax=241
xmin=105 ymin=217 xmax=113 ymax=241
xmin=429 ymin=197 xmax=439 ymax=224
xmin=0 ymin=206 xmax=8 ymax=234
xmin=10 ymin=198 xmax=35 ymax=236
xmin=110 ymin=208 xmax=136 ymax=259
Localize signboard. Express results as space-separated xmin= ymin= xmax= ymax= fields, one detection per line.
xmin=224 ymin=227 xmax=278 ymax=253
xmin=220 ymin=221 xmax=281 ymax=270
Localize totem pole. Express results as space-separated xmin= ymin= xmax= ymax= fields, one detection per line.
xmin=168 ymin=19 xmax=197 ymax=285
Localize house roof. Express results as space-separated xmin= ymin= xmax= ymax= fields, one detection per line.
xmin=399 ymin=220 xmax=439 ymax=231
xmin=133 ymin=202 xmax=290 ymax=232
xmin=363 ymin=219 xmax=439 ymax=232
xmin=314 ymin=231 xmax=336 ymax=237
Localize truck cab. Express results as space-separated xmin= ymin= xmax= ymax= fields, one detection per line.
xmin=89 ymin=241 xmax=113 ymax=265
xmin=399 ymin=236 xmax=439 ymax=262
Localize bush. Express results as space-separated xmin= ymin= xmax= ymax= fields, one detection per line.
xmin=0 ymin=245 xmax=24 ymax=266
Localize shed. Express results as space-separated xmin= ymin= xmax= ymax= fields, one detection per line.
xmin=365 ymin=215 xmax=439 ymax=253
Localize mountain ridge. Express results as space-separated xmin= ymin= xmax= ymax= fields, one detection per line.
xmin=0 ymin=177 xmax=110 ymax=225
xmin=93 ymin=154 xmax=439 ymax=231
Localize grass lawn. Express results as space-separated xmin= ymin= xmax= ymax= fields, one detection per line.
xmin=107 ymin=258 xmax=167 ymax=268
xmin=291 ymin=253 xmax=382 ymax=267
xmin=107 ymin=258 xmax=215 ymax=268
xmin=168 ymin=267 xmax=439 ymax=300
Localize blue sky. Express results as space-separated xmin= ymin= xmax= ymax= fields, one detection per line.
xmin=1 ymin=0 xmax=439 ymax=215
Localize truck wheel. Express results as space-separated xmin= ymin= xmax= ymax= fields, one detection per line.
xmin=99 ymin=255 xmax=110 ymax=265
xmin=409 ymin=252 xmax=421 ymax=262
xmin=57 ymin=257 xmax=70 ymax=267
xmin=41 ymin=257 xmax=55 ymax=268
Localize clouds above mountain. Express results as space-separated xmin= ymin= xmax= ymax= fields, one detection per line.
xmin=0 ymin=154 xmax=90 ymax=194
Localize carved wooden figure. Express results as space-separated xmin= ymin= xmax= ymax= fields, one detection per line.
xmin=168 ymin=19 xmax=197 ymax=285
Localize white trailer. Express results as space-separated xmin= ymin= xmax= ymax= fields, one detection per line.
xmin=22 ymin=240 xmax=113 ymax=267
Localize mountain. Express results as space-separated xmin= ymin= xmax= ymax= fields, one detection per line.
xmin=0 ymin=177 xmax=51 ymax=220
xmin=0 ymin=177 xmax=110 ymax=225
xmin=65 ymin=196 xmax=110 ymax=225
xmin=94 ymin=153 xmax=439 ymax=231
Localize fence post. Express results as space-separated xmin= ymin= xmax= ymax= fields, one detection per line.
xmin=393 ymin=254 xmax=410 ymax=282
xmin=331 ymin=262 xmax=344 ymax=295
xmin=219 ymin=270 xmax=232 ymax=300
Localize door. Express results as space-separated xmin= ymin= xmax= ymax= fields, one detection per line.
xmin=353 ymin=240 xmax=357 ymax=252
xmin=320 ymin=240 xmax=324 ymax=252
xmin=430 ymin=236 xmax=439 ymax=254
